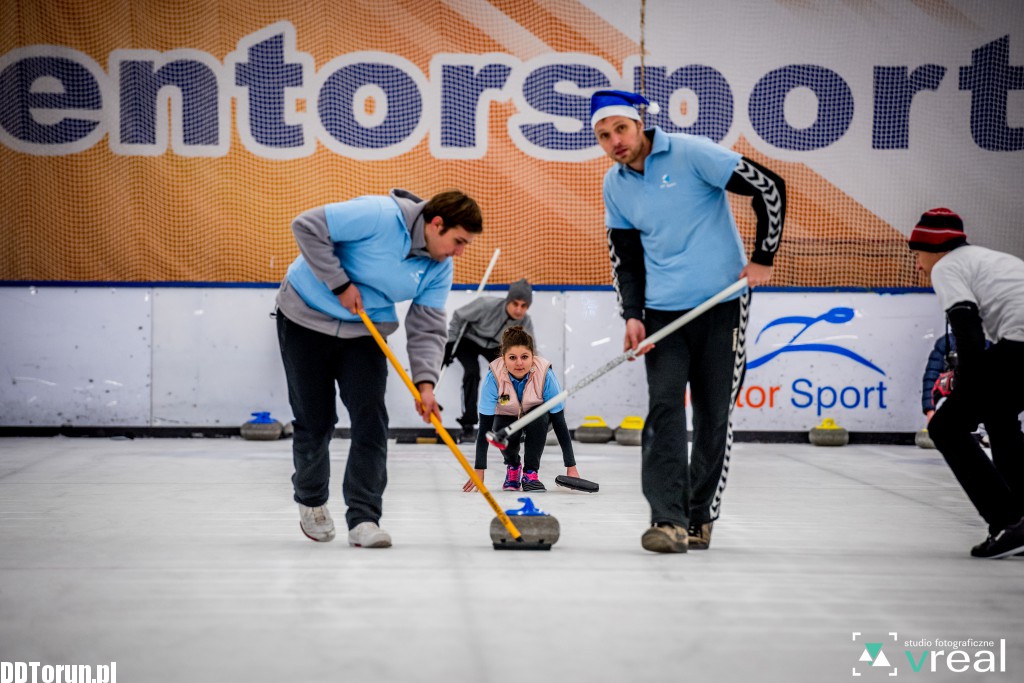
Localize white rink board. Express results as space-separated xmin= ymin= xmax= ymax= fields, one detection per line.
xmin=0 ymin=286 xmax=153 ymax=425
xmin=735 ymin=292 xmax=942 ymax=431
xmin=150 ymin=288 xmax=290 ymax=427
xmin=0 ymin=287 xmax=944 ymax=432
xmin=558 ymin=291 xmax=943 ymax=433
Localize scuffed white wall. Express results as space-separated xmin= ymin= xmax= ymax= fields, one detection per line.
xmin=0 ymin=286 xmax=944 ymax=432
xmin=2 ymin=287 xmax=153 ymax=425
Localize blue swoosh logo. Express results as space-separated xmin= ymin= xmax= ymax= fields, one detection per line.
xmin=748 ymin=306 xmax=885 ymax=374
xmin=756 ymin=307 xmax=855 ymax=344
xmin=747 ymin=343 xmax=885 ymax=374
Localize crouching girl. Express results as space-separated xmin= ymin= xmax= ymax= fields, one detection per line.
xmin=463 ymin=326 xmax=582 ymax=492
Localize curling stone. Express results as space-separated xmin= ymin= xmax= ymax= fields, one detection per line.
xmin=490 ymin=497 xmax=560 ymax=550
xmin=575 ymin=415 xmax=614 ymax=443
xmin=614 ymin=415 xmax=644 ymax=446
xmin=915 ymin=429 xmax=935 ymax=449
xmin=240 ymin=411 xmax=284 ymax=440
xmin=808 ymin=418 xmax=849 ymax=447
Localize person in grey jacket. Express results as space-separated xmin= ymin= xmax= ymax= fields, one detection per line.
xmin=276 ymin=188 xmax=482 ymax=548
xmin=443 ymin=278 xmax=534 ymax=438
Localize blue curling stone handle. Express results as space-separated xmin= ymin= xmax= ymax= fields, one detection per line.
xmin=505 ymin=497 xmax=549 ymax=517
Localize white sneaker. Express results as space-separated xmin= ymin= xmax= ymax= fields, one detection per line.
xmin=298 ymin=503 xmax=335 ymax=542
xmin=348 ymin=521 xmax=392 ymax=548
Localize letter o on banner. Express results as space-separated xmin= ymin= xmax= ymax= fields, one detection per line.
xmin=749 ymin=64 xmax=853 ymax=150
xmin=318 ymin=62 xmax=422 ymax=149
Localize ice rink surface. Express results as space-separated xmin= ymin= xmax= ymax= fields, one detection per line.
xmin=0 ymin=435 xmax=1020 ymax=683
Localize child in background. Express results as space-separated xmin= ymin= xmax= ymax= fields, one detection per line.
xmin=921 ymin=330 xmax=989 ymax=446
xmin=462 ymin=326 xmax=581 ymax=493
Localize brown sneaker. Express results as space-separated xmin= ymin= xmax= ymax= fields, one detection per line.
xmin=641 ymin=523 xmax=688 ymax=553
xmin=688 ymin=521 xmax=713 ymax=550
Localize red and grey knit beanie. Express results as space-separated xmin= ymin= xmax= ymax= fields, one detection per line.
xmin=908 ymin=208 xmax=967 ymax=253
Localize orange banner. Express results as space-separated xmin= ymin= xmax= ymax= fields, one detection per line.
xmin=0 ymin=0 xmax=925 ymax=287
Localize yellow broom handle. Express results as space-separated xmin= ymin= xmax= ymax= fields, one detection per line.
xmin=356 ymin=309 xmax=522 ymax=541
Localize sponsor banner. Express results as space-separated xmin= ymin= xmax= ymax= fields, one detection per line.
xmin=1 ymin=1 xmax=1021 ymax=286
xmin=560 ymin=290 xmax=942 ymax=434
xmin=734 ymin=293 xmax=941 ymax=432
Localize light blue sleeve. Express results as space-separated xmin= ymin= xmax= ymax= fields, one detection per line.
xmin=603 ymin=171 xmax=634 ymax=229
xmin=542 ymin=367 xmax=565 ymax=413
xmin=478 ymin=371 xmax=499 ymax=416
xmin=685 ymin=135 xmax=742 ymax=190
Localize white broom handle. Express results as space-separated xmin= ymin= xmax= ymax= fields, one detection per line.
xmin=436 ymin=248 xmax=501 ymax=387
xmin=636 ymin=277 xmax=749 ymax=351
xmin=493 ymin=278 xmax=749 ymax=440
xmin=477 ymin=248 xmax=501 ymax=294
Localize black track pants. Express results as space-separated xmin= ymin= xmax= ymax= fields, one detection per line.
xmin=455 ymin=340 xmax=500 ymax=428
xmin=490 ymin=412 xmax=549 ymax=472
xmin=929 ymin=339 xmax=1024 ymax=533
xmin=641 ymin=297 xmax=745 ymax=527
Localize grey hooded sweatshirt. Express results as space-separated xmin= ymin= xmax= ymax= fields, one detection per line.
xmin=447 ymin=278 xmax=535 ymax=350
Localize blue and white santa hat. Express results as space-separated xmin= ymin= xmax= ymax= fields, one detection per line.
xmin=590 ymin=90 xmax=660 ymax=128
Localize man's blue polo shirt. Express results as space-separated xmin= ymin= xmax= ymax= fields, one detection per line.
xmin=603 ymin=127 xmax=746 ymax=310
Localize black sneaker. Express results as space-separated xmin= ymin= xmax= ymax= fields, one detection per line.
xmin=521 ymin=470 xmax=546 ymax=492
xmin=459 ymin=426 xmax=477 ymax=444
xmin=970 ymin=517 xmax=1024 ymax=559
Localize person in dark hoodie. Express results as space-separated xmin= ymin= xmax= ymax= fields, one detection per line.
xmin=276 ymin=189 xmax=482 ymax=549
xmin=443 ymin=278 xmax=534 ymax=440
